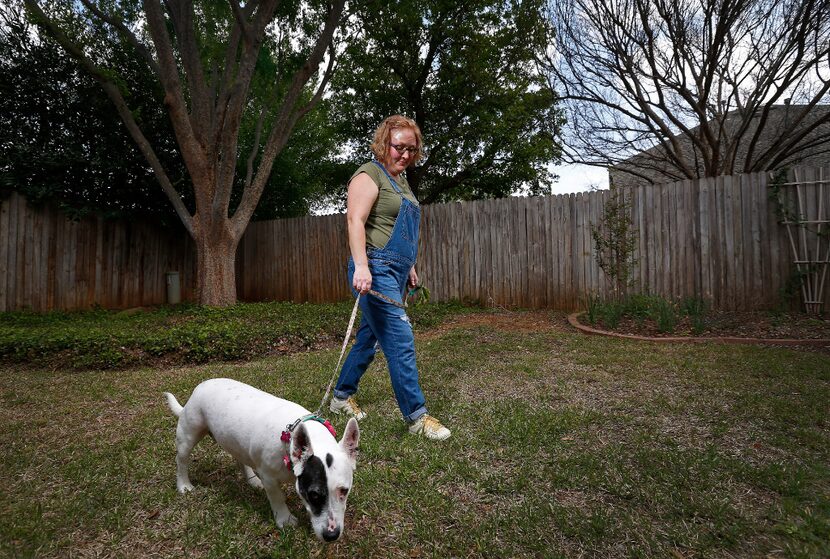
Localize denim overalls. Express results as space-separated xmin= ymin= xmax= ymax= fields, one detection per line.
xmin=333 ymin=161 xmax=428 ymax=423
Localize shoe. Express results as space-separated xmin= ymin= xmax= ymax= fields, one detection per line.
xmin=329 ymin=396 xmax=367 ymax=420
xmin=408 ymin=414 xmax=451 ymax=440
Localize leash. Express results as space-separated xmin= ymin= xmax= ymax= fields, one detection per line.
xmin=312 ymin=286 xmax=424 ymax=415
xmin=368 ymin=286 xmax=427 ymax=309
xmin=314 ymin=294 xmax=362 ymax=416
xmin=367 ymin=289 xmax=405 ymax=308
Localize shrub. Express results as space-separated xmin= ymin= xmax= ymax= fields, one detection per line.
xmin=585 ymin=294 xmax=602 ymax=325
xmin=680 ymin=296 xmax=708 ymax=334
xmin=601 ymin=299 xmax=625 ymax=329
xmin=584 ymin=293 xmax=712 ymax=335
xmin=650 ymin=298 xmax=678 ymax=333
xmin=0 ymin=300 xmax=480 ymax=370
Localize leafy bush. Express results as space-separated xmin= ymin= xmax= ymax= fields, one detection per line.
xmin=585 ymin=294 xmax=601 ymax=325
xmin=601 ymin=299 xmax=625 ymax=329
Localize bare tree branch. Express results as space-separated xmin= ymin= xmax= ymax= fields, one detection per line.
xmin=542 ymin=0 xmax=830 ymax=186
xmin=234 ymin=0 xmax=347 ymax=235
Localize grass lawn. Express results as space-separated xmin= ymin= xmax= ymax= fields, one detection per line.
xmin=1 ymin=306 xmax=828 ymax=558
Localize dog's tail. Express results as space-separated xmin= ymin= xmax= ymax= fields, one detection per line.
xmin=163 ymin=392 xmax=184 ymax=417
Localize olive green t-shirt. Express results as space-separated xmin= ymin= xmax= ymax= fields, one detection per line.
xmin=351 ymin=162 xmax=419 ymax=249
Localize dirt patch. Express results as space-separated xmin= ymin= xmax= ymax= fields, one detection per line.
xmin=419 ymin=310 xmax=564 ymax=338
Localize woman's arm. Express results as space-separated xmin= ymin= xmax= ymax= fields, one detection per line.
xmin=346 ymin=173 xmax=379 ymax=294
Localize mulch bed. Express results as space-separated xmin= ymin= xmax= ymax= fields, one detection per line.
xmin=582 ymin=311 xmax=830 ymax=340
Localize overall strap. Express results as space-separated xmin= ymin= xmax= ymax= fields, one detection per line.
xmin=372 ymin=160 xmax=406 ymax=196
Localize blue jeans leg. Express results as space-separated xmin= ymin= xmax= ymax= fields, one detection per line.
xmin=334 ymin=317 xmax=377 ymax=399
xmin=358 ymin=291 xmax=427 ymax=422
xmin=334 ymin=259 xmax=428 ymax=422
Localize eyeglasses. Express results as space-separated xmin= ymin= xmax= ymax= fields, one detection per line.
xmin=391 ymin=144 xmax=419 ymax=156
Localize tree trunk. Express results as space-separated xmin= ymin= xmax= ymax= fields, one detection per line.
xmin=193 ymin=216 xmax=239 ymax=306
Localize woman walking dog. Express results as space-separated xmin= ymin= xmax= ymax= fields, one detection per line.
xmin=329 ymin=115 xmax=451 ymax=441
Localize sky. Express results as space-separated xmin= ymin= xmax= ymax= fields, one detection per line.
xmin=549 ymin=163 xmax=609 ymax=194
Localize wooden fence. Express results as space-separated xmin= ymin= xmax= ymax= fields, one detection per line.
xmin=0 ymin=192 xmax=195 ymax=312
xmin=238 ymin=167 xmax=829 ymax=311
xmin=3 ymin=167 xmax=828 ymax=312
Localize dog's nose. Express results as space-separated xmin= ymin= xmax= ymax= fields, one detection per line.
xmin=322 ymin=527 xmax=341 ymax=542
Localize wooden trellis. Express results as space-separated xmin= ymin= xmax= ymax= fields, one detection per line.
xmin=771 ymin=168 xmax=830 ymax=314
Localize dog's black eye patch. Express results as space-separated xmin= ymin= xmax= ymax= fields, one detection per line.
xmin=326 ymin=453 xmax=333 ymax=468
xmin=297 ymin=455 xmax=328 ymax=516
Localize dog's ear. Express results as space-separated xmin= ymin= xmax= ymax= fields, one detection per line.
xmin=339 ymin=417 xmax=360 ymax=466
xmin=290 ymin=423 xmax=314 ymax=476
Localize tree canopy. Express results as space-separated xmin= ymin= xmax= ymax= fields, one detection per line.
xmin=1 ymin=4 xmax=349 ymax=223
xmin=0 ymin=4 xmax=187 ymax=224
xmin=5 ymin=0 xmax=564 ymax=229
xmin=329 ymin=0 xmax=562 ymax=204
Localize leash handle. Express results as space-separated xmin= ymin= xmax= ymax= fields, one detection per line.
xmin=315 ymin=294 xmax=362 ymax=416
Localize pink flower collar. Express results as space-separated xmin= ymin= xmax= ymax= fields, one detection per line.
xmin=280 ymin=414 xmax=337 ymax=469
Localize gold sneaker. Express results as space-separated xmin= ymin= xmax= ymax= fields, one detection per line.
xmin=408 ymin=414 xmax=451 ymax=441
xmin=329 ymin=396 xmax=367 ymax=420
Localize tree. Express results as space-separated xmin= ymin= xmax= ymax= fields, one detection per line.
xmin=1 ymin=4 xmax=350 ymax=224
xmin=543 ymin=0 xmax=830 ymax=185
xmin=23 ymin=0 xmax=346 ymax=306
xmin=1 ymin=4 xmax=188 ymax=224
xmin=329 ymin=0 xmax=561 ymax=204
xmin=241 ymin=100 xmax=354 ymax=220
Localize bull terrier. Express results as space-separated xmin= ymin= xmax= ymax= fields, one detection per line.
xmin=163 ymin=378 xmax=360 ymax=542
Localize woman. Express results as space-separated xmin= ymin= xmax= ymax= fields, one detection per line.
xmin=329 ymin=115 xmax=451 ymax=441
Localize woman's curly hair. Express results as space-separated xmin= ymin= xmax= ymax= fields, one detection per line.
xmin=370 ymin=115 xmax=423 ymax=167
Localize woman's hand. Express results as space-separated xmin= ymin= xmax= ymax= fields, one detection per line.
xmin=353 ymin=264 xmax=372 ymax=294
xmin=408 ymin=266 xmax=419 ymax=289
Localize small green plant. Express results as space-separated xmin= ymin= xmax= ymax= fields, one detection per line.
xmin=624 ymin=293 xmax=658 ymax=323
xmin=601 ymin=299 xmax=625 ymax=329
xmin=408 ymin=285 xmax=431 ymax=307
xmin=591 ymin=188 xmax=639 ymax=299
xmin=585 ymin=293 xmax=602 ymax=325
xmin=650 ymin=298 xmax=678 ymax=333
xmin=680 ymin=296 xmax=709 ymax=334
xmin=585 ymin=293 xmax=712 ymax=334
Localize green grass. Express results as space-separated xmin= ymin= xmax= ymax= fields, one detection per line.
xmin=1 ymin=305 xmax=828 ymax=558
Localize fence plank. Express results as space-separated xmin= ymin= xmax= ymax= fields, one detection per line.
xmin=9 ymin=194 xmax=20 ymax=309
xmin=633 ymin=186 xmax=645 ymax=293
xmin=0 ymin=196 xmax=9 ymax=311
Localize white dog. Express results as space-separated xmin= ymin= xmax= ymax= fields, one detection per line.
xmin=164 ymin=378 xmax=360 ymax=542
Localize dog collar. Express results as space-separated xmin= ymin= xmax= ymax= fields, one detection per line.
xmin=280 ymin=414 xmax=337 ymax=469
